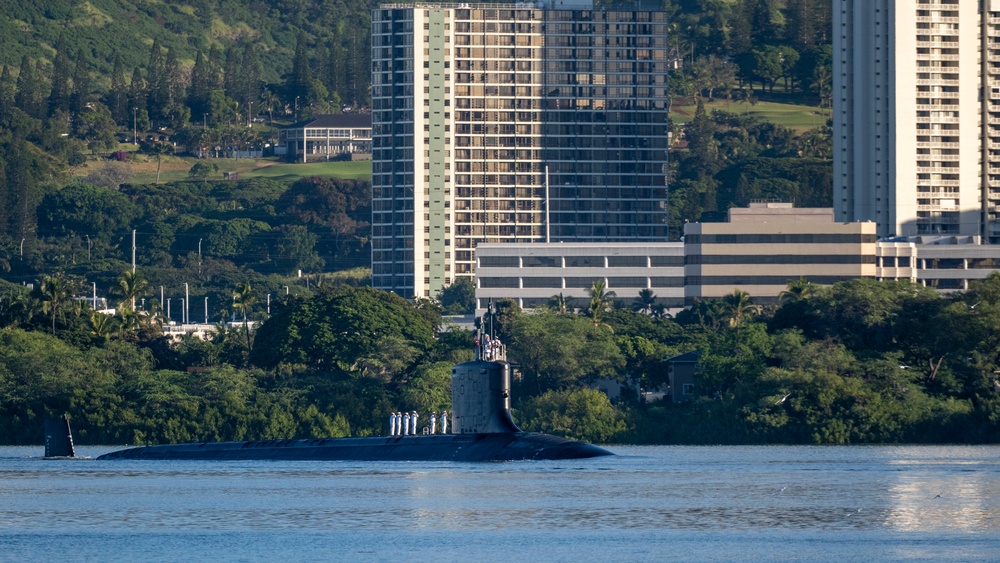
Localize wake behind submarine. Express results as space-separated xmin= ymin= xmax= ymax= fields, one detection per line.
xmin=96 ymin=341 xmax=613 ymax=462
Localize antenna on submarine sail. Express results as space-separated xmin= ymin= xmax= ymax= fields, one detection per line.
xmin=44 ymin=415 xmax=76 ymax=458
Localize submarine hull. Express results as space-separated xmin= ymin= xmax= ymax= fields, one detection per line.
xmin=96 ymin=432 xmax=612 ymax=462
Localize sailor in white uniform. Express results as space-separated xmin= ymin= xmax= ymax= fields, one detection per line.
xmin=412 ymin=411 xmax=419 ymax=435
xmin=440 ymin=411 xmax=448 ymax=434
xmin=403 ymin=412 xmax=411 ymax=435
xmin=430 ymin=411 xmax=437 ymax=434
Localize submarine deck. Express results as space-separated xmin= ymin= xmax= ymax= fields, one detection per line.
xmin=96 ymin=432 xmax=613 ymax=462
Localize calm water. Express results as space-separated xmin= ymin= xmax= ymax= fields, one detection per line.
xmin=0 ymin=445 xmax=997 ymax=562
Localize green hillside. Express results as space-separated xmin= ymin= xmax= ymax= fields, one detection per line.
xmin=0 ymin=0 xmax=372 ymax=100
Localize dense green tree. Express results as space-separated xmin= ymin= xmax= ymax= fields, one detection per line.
xmin=47 ymin=39 xmax=71 ymax=116
xmin=127 ymin=66 xmax=146 ymax=131
xmin=14 ymin=55 xmax=44 ymax=119
xmin=0 ymin=65 xmax=15 ymax=124
xmin=145 ymin=39 xmax=164 ymax=117
xmin=107 ymin=54 xmax=129 ymax=125
xmin=515 ymin=388 xmax=627 ymax=443
xmin=438 ymin=277 xmax=475 ymax=315
xmin=288 ymin=30 xmax=312 ymax=117
xmin=273 ymin=224 xmax=323 ymax=273
xmin=398 ymin=361 xmax=452 ymax=414
xmin=69 ymin=48 xmax=91 ymax=117
xmin=74 ymin=102 xmax=117 ymax=152
xmin=506 ymin=310 xmax=624 ymax=395
xmin=251 ymin=285 xmax=438 ymax=372
xmin=38 ymin=183 xmax=138 ymax=242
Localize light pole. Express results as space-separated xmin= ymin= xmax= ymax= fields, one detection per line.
xmin=184 ymin=283 xmax=189 ymax=325
xmin=204 ymin=296 xmax=208 ymax=324
xmin=132 ymin=107 xmax=138 ymax=145
xmin=198 ymin=238 xmax=202 ymax=274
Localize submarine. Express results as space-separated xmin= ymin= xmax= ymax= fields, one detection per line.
xmin=96 ymin=344 xmax=613 ymax=462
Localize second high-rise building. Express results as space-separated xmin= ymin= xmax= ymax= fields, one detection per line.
xmin=834 ymin=0 xmax=1000 ymax=241
xmin=371 ymin=1 xmax=670 ymax=299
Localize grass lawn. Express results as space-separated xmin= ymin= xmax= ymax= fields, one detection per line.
xmin=671 ymin=98 xmax=827 ymax=134
xmin=76 ymin=155 xmax=372 ymax=185
xmin=241 ymin=160 xmax=372 ymax=182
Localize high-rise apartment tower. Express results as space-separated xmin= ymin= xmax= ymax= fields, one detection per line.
xmin=834 ymin=0 xmax=1000 ymax=241
xmin=371 ymin=1 xmax=670 ymax=298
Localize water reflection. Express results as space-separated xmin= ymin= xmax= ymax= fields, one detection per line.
xmin=1 ymin=445 xmax=997 ymax=561
xmin=885 ymin=447 xmax=999 ymax=532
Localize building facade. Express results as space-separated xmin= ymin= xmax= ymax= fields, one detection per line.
xmin=833 ymin=0 xmax=1000 ymax=241
xmin=684 ymin=203 xmax=879 ymax=304
xmin=473 ymin=205 xmax=1000 ymax=311
xmin=371 ymin=1 xmax=670 ymax=298
xmin=474 ymin=241 xmax=684 ymax=313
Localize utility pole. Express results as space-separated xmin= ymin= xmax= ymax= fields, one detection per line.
xmin=204 ymin=296 xmax=208 ymax=324
xmin=93 ymin=282 xmax=97 ymax=311
xmin=133 ymin=107 xmax=138 ymax=145
xmin=267 ymin=293 xmax=270 ymax=315
xmin=198 ymin=238 xmax=202 ymax=274
xmin=131 ymin=229 xmax=136 ymax=273
xmin=184 ymin=283 xmax=189 ymax=325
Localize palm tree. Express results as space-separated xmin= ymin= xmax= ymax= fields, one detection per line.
xmin=261 ymin=88 xmax=280 ymax=128
xmin=117 ymin=308 xmax=142 ymax=340
xmin=232 ymin=282 xmax=257 ymax=357
xmin=549 ymin=292 xmax=569 ymax=314
xmin=0 ymin=291 xmax=36 ymax=328
xmin=588 ymin=280 xmax=616 ymax=327
xmin=779 ymin=277 xmax=818 ymax=303
xmin=633 ymin=288 xmax=656 ymax=314
xmin=722 ymin=289 xmax=759 ymax=328
xmin=89 ymin=310 xmax=117 ymax=339
xmin=150 ymin=141 xmax=173 ymax=184
xmin=689 ymin=298 xmax=727 ymax=329
xmin=117 ymin=270 xmax=149 ymax=312
xmin=37 ymin=275 xmax=74 ymax=335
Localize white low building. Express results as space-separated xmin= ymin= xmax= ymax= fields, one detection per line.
xmin=474 ymin=242 xmax=684 ymax=315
